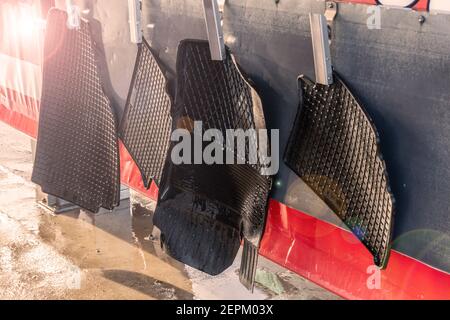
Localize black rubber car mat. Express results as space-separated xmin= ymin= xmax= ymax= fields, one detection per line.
xmin=153 ymin=184 xmax=242 ymax=276
xmin=284 ymin=73 xmax=395 ymax=268
xmin=119 ymin=38 xmax=172 ymax=187
xmin=154 ymin=40 xmax=272 ymax=290
xmin=31 ymin=9 xmax=120 ymax=213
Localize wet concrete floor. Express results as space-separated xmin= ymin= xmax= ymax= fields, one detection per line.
xmin=0 ymin=121 xmax=339 ymax=300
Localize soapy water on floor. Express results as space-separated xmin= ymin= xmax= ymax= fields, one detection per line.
xmin=0 ymin=121 xmax=339 ymax=300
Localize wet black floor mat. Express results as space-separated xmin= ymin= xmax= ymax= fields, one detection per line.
xmin=154 ymin=40 xmax=272 ymax=289
xmin=154 ymin=189 xmax=242 ymax=275
xmin=284 ymin=73 xmax=395 ymax=267
xmin=31 ymin=9 xmax=120 ymax=213
xmin=119 ymin=38 xmax=172 ymax=187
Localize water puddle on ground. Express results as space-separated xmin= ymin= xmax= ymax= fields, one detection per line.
xmin=0 ymin=122 xmax=338 ymax=300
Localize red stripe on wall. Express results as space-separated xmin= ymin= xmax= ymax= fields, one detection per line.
xmin=336 ymin=1 xmax=429 ymax=11
xmin=119 ymin=140 xmax=159 ymax=201
xmin=0 ymin=86 xmax=40 ymax=121
xmin=0 ymin=104 xmax=37 ymax=138
xmin=259 ymin=200 xmax=450 ymax=300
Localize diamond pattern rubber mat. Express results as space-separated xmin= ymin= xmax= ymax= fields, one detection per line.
xmin=31 ymin=9 xmax=120 ymax=213
xmin=119 ymin=38 xmax=172 ymax=187
xmin=154 ymin=188 xmax=242 ymax=275
xmin=284 ymin=73 xmax=395 ymax=267
xmin=154 ymin=40 xmax=272 ymax=289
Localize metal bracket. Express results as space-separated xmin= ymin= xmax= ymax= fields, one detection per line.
xmin=65 ymin=0 xmax=80 ymax=30
xmin=325 ymin=1 xmax=337 ymax=25
xmin=309 ymin=13 xmax=333 ymax=85
xmin=309 ymin=1 xmax=337 ymax=86
xmin=325 ymin=1 xmax=337 ymax=42
xmin=128 ymin=0 xmax=142 ymax=44
xmin=202 ymin=0 xmax=226 ymax=61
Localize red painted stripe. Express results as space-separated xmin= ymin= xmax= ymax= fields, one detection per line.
xmin=336 ymin=0 xmax=429 ymax=10
xmin=259 ymin=200 xmax=450 ymax=300
xmin=0 ymin=86 xmax=40 ymax=121
xmin=0 ymin=104 xmax=37 ymax=138
xmin=119 ymin=140 xmax=159 ymax=201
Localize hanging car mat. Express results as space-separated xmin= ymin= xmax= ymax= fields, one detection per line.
xmin=153 ymin=40 xmax=272 ymax=290
xmin=153 ymin=183 xmax=242 ymax=275
xmin=119 ymin=38 xmax=172 ymax=187
xmin=31 ymin=9 xmax=120 ymax=213
xmin=284 ymin=73 xmax=395 ymax=268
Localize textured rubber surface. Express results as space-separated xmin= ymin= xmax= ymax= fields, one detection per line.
xmin=32 ymin=9 xmax=120 ymax=213
xmin=285 ymin=73 xmax=394 ymax=267
xmin=154 ymin=190 xmax=241 ymax=275
xmin=170 ymin=163 xmax=271 ymax=242
xmin=119 ymin=38 xmax=172 ymax=187
xmin=154 ymin=40 xmax=272 ymax=283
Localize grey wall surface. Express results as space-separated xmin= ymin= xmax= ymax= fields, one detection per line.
xmin=332 ymin=4 xmax=450 ymax=272
xmin=222 ymin=0 xmax=450 ymax=272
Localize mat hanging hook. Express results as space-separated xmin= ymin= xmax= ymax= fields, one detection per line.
xmin=202 ymin=0 xmax=226 ymax=61
xmin=309 ymin=1 xmax=337 ymax=85
xmin=128 ymin=0 xmax=142 ymax=44
xmin=65 ymin=0 xmax=80 ymax=30
xmin=325 ymin=1 xmax=337 ymax=41
xmin=309 ymin=13 xmax=333 ymax=85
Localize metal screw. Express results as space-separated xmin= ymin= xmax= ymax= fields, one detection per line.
xmin=418 ymin=15 xmax=425 ymax=24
